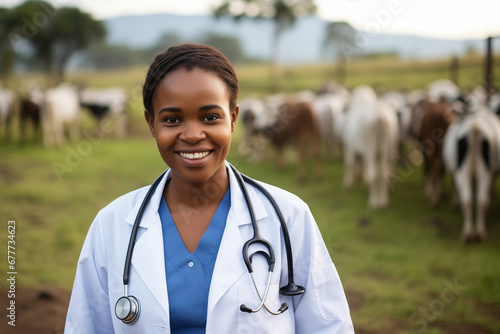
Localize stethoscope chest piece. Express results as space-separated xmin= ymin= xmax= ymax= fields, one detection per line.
xmin=115 ymin=295 xmax=140 ymax=324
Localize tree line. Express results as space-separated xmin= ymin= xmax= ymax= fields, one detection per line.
xmin=0 ymin=0 xmax=356 ymax=88
xmin=0 ymin=1 xmax=105 ymax=81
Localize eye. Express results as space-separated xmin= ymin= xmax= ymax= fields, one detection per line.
xmin=203 ymin=114 xmax=220 ymax=122
xmin=163 ymin=116 xmax=180 ymax=125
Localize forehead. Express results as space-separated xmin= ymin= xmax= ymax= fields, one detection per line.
xmin=153 ymin=67 xmax=230 ymax=107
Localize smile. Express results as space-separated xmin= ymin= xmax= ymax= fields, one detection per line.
xmin=179 ymin=151 xmax=210 ymax=160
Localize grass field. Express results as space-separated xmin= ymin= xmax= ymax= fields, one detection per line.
xmin=1 ymin=55 xmax=500 ymax=333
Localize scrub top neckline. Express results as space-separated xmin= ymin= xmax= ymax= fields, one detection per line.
xmin=160 ymin=188 xmax=230 ymax=268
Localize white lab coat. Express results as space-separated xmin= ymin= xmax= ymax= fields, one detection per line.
xmin=65 ymin=162 xmax=354 ymax=333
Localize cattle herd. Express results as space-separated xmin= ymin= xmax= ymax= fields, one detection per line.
xmin=0 ymin=81 xmax=129 ymax=147
xmin=1 ymin=78 xmax=500 ymax=243
xmin=239 ymin=79 xmax=500 ymax=243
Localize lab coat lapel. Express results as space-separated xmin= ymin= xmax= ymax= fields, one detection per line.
xmin=124 ymin=170 xmax=170 ymax=319
xmin=207 ymin=163 xmax=269 ymax=314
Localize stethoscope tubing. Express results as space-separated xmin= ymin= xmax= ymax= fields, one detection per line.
xmin=117 ymin=164 xmax=305 ymax=324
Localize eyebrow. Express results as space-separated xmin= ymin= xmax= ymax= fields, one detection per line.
xmin=158 ymin=104 xmax=223 ymax=115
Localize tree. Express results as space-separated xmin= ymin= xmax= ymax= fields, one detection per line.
xmin=83 ymin=43 xmax=142 ymax=70
xmin=6 ymin=1 xmax=105 ymax=82
xmin=141 ymin=32 xmax=182 ymax=63
xmin=214 ymin=0 xmax=316 ymax=91
xmin=0 ymin=7 xmax=17 ymax=77
xmin=50 ymin=7 xmax=106 ymax=81
xmin=323 ymin=21 xmax=356 ymax=84
xmin=201 ymin=33 xmax=245 ymax=64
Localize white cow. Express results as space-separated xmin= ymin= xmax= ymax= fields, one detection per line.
xmin=80 ymin=87 xmax=129 ymax=138
xmin=0 ymin=86 xmax=16 ymax=141
xmin=342 ymin=85 xmax=399 ymax=209
xmin=427 ymin=79 xmax=461 ymax=103
xmin=43 ymin=83 xmax=82 ymax=148
xmin=313 ymin=92 xmax=346 ymax=159
xmin=443 ymin=105 xmax=500 ymax=242
xmin=381 ymin=91 xmax=413 ymax=156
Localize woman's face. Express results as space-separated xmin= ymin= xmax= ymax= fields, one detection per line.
xmin=146 ymin=67 xmax=238 ymax=185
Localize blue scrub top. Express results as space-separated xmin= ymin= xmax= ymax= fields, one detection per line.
xmin=159 ymin=188 xmax=230 ymax=334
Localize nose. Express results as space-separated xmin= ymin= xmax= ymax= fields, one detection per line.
xmin=179 ymin=120 xmax=206 ymax=144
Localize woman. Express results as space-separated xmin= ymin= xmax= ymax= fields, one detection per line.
xmin=65 ymin=44 xmax=353 ymax=333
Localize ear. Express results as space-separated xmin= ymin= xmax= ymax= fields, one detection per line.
xmin=144 ymin=110 xmax=156 ymax=137
xmin=231 ymin=104 xmax=239 ymax=133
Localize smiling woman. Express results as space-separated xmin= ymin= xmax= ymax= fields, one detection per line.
xmin=64 ymin=43 xmax=354 ymax=333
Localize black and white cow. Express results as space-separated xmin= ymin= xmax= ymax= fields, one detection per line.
xmin=443 ymin=105 xmax=500 ymax=242
xmin=80 ymin=87 xmax=129 ymax=138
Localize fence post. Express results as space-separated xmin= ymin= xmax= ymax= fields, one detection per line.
xmin=450 ymin=56 xmax=459 ymax=86
xmin=485 ymin=36 xmax=493 ymax=103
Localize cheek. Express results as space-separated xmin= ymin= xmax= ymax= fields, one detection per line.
xmin=155 ymin=130 xmax=174 ymax=147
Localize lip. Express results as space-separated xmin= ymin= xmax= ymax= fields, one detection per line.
xmin=176 ymin=150 xmax=213 ymax=167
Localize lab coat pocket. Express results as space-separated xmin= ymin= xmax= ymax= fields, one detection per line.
xmin=237 ymin=284 xmax=290 ymax=333
xmin=312 ymin=263 xmax=347 ymax=322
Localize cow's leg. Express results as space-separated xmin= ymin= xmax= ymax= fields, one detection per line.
xmin=475 ymin=170 xmax=492 ymax=242
xmin=275 ymin=145 xmax=285 ymax=171
xmin=342 ymin=148 xmax=356 ymax=189
xmin=429 ymin=162 xmax=442 ymax=207
xmin=19 ymin=112 xmax=26 ymax=145
xmin=455 ymin=172 xmax=474 ymax=243
xmin=378 ymin=156 xmax=391 ymax=209
xmin=53 ymin=119 xmax=65 ymax=148
xmin=116 ymin=113 xmax=128 ymax=138
xmin=365 ymin=154 xmax=378 ymax=208
xmin=313 ymin=132 xmax=323 ymax=181
xmin=4 ymin=111 xmax=12 ymax=142
xmin=297 ymin=135 xmax=307 ymax=183
xmin=69 ymin=117 xmax=81 ymax=142
xmin=42 ymin=107 xmax=55 ymax=148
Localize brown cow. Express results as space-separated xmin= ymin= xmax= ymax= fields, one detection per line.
xmin=410 ymin=99 xmax=456 ymax=206
xmin=259 ymin=100 xmax=323 ymax=183
xmin=19 ymin=98 xmax=41 ymax=144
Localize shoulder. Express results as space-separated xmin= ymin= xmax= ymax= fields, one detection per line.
xmin=247 ymin=178 xmax=310 ymax=215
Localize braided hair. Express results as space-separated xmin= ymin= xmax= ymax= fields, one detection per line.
xmin=143 ymin=43 xmax=239 ymax=118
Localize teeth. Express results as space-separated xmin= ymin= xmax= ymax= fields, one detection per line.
xmin=180 ymin=151 xmax=209 ymax=160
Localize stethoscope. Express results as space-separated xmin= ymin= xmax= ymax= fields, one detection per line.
xmin=115 ymin=163 xmax=305 ymax=324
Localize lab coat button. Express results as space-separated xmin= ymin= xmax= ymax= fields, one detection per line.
xmin=188 ymin=261 xmax=194 ymax=267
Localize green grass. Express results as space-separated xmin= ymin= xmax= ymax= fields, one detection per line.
xmin=1 ymin=56 xmax=500 ymax=333
xmin=2 ymin=133 xmax=500 ymax=333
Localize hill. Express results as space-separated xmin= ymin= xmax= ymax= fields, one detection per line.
xmin=103 ymin=13 xmax=496 ymax=64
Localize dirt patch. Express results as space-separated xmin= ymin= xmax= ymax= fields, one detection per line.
xmin=431 ymin=321 xmax=493 ymax=334
xmin=345 ymin=287 xmax=366 ymax=313
xmin=0 ymin=285 xmax=70 ymax=334
xmin=0 ymin=285 xmax=496 ymax=333
xmin=354 ymin=318 xmax=408 ymax=334
xmin=0 ymin=164 xmax=22 ymax=185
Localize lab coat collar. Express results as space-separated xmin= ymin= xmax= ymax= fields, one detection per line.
xmin=124 ymin=169 xmax=170 ymax=228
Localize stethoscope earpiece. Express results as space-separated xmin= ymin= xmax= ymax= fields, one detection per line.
xmin=115 ymin=295 xmax=140 ymax=324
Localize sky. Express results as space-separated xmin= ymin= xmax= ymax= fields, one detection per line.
xmin=1 ymin=0 xmax=499 ymax=40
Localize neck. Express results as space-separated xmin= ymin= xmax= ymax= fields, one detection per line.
xmin=164 ymin=167 xmax=229 ymax=211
